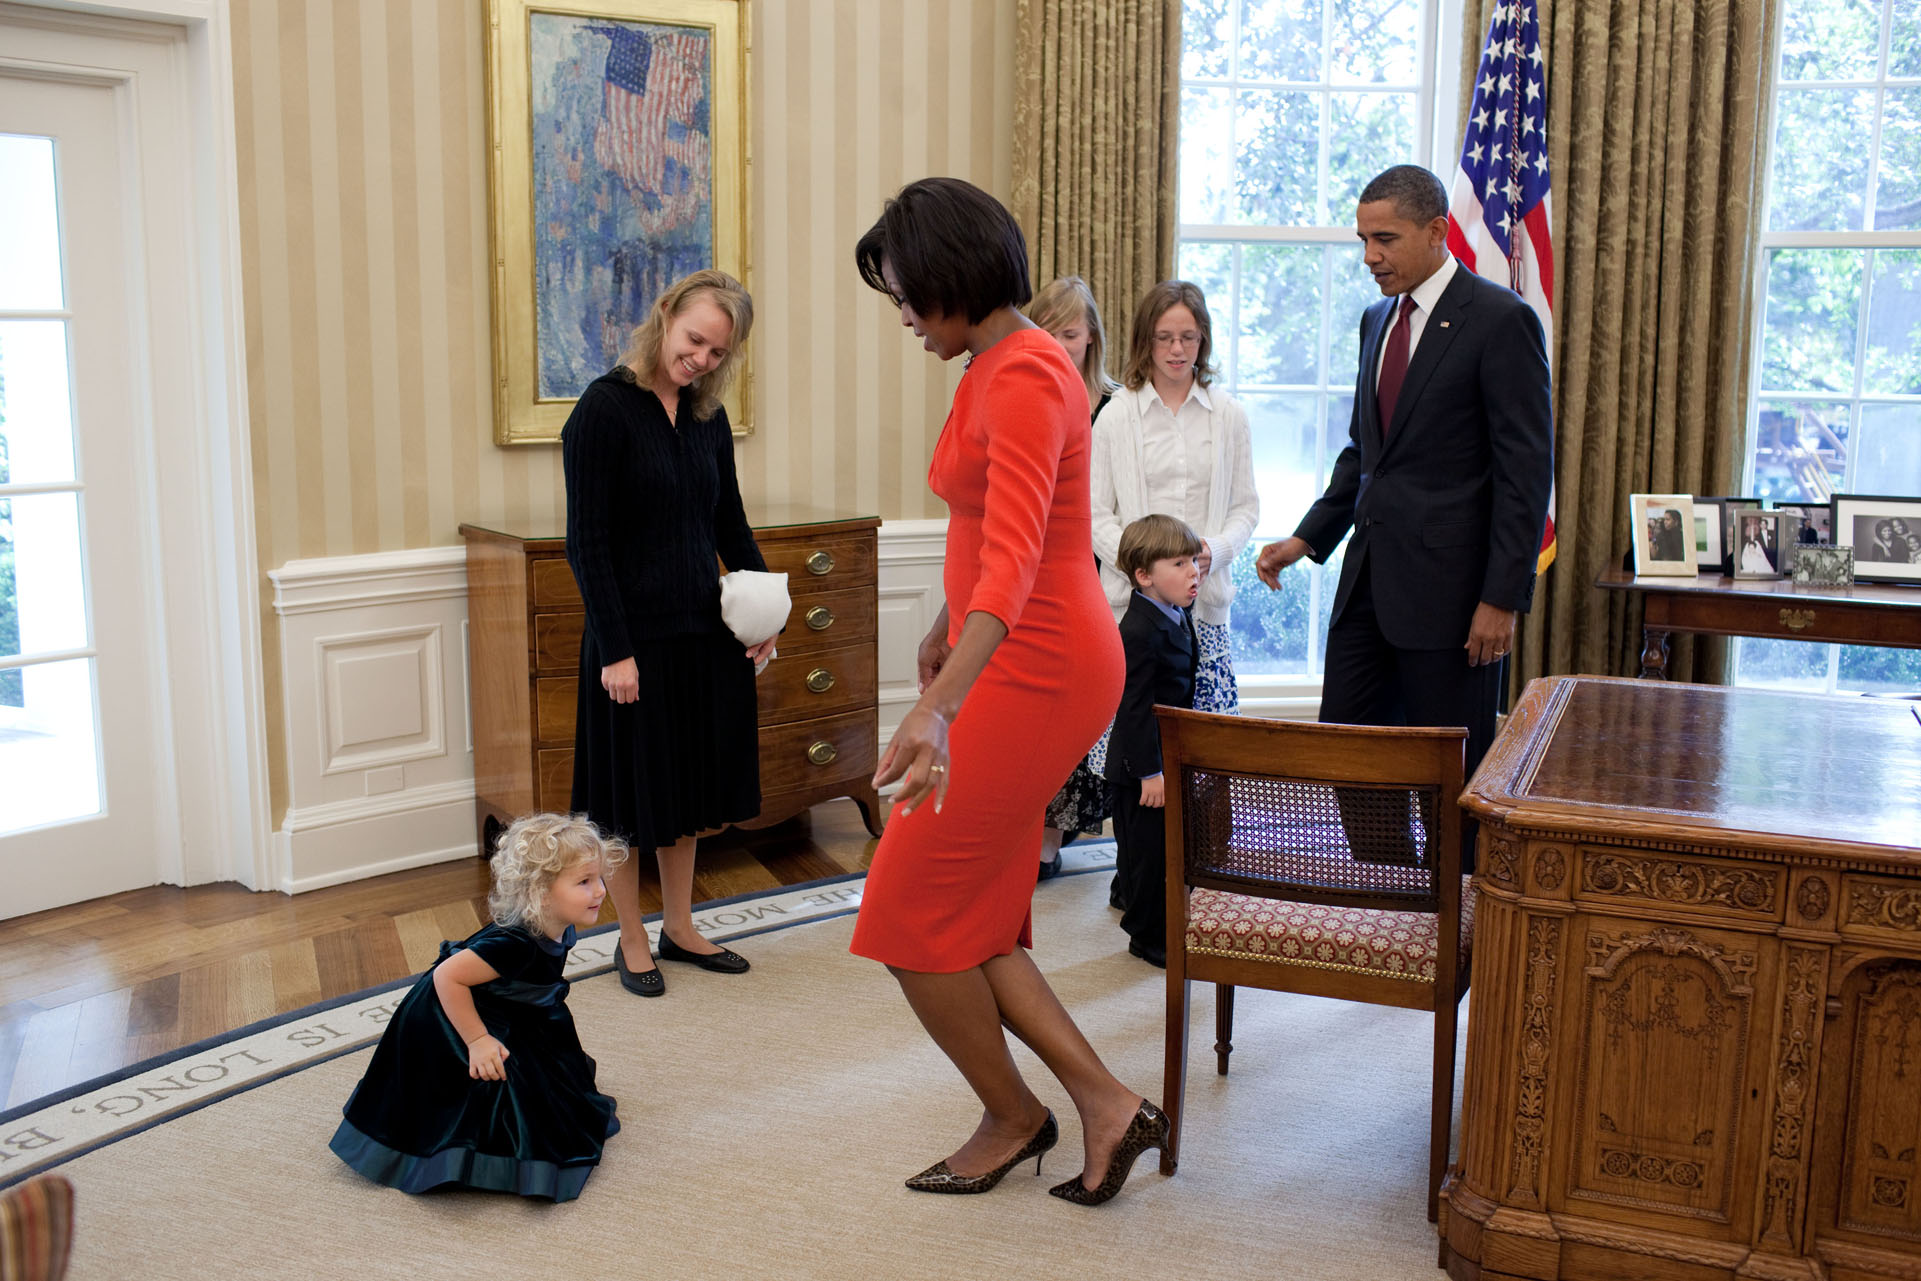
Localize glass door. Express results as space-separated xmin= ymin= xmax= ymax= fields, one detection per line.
xmin=0 ymin=71 xmax=169 ymax=917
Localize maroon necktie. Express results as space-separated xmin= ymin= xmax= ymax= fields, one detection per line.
xmin=1375 ymin=296 xmax=1416 ymax=437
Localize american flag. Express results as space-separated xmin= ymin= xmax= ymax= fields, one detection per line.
xmin=1447 ymin=0 xmax=1557 ymax=573
xmin=593 ymin=25 xmax=708 ymax=198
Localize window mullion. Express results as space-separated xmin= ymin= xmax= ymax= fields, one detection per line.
xmin=1854 ymin=247 xmax=1875 ymax=406
xmin=1228 ymin=244 xmax=1243 ymax=390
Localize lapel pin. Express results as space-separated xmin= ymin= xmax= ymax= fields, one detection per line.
xmin=1439 ymin=320 xmax=1452 ymax=328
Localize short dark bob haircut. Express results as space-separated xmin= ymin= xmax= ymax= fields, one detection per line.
xmin=855 ymin=177 xmax=1032 ymax=325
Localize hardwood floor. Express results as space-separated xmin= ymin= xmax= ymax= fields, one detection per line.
xmin=0 ymin=800 xmax=880 ymax=1111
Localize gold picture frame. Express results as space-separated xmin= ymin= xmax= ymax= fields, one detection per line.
xmin=485 ymin=0 xmax=748 ymax=445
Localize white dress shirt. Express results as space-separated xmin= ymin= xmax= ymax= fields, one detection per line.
xmin=1138 ymin=380 xmax=1215 ymax=532
xmin=1374 ymin=253 xmax=1461 ymax=390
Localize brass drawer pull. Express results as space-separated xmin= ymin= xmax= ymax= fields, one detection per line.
xmin=805 ymin=605 xmax=835 ymax=631
xmin=1780 ymin=608 xmax=1816 ymax=632
xmin=805 ymin=550 xmax=835 ymax=576
xmin=805 ymin=667 xmax=836 ymax=693
xmin=807 ymin=740 xmax=838 ymax=766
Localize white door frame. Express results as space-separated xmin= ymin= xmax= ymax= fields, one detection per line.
xmin=5 ymin=0 xmax=269 ymax=891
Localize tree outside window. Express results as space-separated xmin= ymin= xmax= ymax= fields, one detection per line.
xmin=1739 ymin=0 xmax=1921 ymax=694
xmin=1178 ymin=0 xmax=1439 ymax=702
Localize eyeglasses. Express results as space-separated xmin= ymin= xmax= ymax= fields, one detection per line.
xmin=1152 ymin=331 xmax=1202 ymax=350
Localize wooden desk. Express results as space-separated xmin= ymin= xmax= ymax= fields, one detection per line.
xmin=460 ymin=507 xmax=884 ymax=856
xmin=1596 ymin=569 xmax=1921 ymax=678
xmin=1440 ymin=676 xmax=1921 ymax=1281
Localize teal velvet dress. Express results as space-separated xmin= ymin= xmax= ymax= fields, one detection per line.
xmin=329 ymin=923 xmax=619 ymax=1201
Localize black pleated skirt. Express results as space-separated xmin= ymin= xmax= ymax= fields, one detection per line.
xmin=570 ymin=624 xmax=761 ymax=849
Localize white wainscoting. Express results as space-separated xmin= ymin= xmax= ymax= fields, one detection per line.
xmin=267 ymin=548 xmax=475 ymax=893
xmin=874 ymin=518 xmax=948 ymax=754
xmin=265 ymin=520 xmax=949 ymax=891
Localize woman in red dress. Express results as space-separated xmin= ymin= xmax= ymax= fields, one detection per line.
xmin=849 ymin=178 xmax=1167 ymax=1206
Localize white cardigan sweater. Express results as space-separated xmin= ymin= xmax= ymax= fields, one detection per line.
xmin=1089 ymin=382 xmax=1260 ymax=626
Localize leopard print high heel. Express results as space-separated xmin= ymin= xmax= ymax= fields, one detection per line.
xmin=905 ymin=1111 xmax=1058 ymax=1194
xmin=1047 ymin=1100 xmax=1169 ymax=1206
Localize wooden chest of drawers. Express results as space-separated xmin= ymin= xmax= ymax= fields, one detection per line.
xmin=460 ymin=509 xmax=884 ymax=855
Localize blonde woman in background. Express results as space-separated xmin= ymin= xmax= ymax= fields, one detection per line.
xmin=561 ymin=269 xmax=777 ymax=998
xmin=1027 ymin=276 xmax=1123 ymax=880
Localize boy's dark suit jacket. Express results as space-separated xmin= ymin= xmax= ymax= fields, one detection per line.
xmin=1105 ymin=592 xmax=1198 ymax=785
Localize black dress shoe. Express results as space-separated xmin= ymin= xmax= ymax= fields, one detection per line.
xmin=658 ymin=929 xmax=750 ymax=973
xmin=615 ymin=940 xmax=666 ymax=997
xmin=1037 ymin=853 xmax=1064 ymax=882
xmin=1108 ymin=876 xmax=1125 ymax=911
xmin=1127 ymin=938 xmax=1167 ymax=969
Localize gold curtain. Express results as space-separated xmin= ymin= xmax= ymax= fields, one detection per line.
xmin=1011 ymin=0 xmax=1182 ymax=346
xmin=1456 ymin=0 xmax=1781 ymax=686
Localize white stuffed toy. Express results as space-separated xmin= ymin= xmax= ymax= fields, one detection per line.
xmin=720 ymin=570 xmax=790 ymax=675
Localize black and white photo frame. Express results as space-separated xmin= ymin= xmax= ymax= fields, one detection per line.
xmin=1832 ymin=493 xmax=1921 ymax=584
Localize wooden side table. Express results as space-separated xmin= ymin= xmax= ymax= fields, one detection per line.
xmin=1595 ymin=569 xmax=1921 ymax=678
xmin=1440 ymin=675 xmax=1921 ymax=1281
xmin=460 ymin=507 xmax=884 ymax=857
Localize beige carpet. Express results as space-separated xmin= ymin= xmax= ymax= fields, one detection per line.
xmin=59 ymin=871 xmax=1459 ymax=1280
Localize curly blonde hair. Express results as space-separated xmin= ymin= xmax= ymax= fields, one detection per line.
xmin=617 ymin=269 xmax=754 ymax=423
xmin=1028 ymin=275 xmax=1121 ymax=408
xmin=488 ymin=813 xmax=629 ymax=937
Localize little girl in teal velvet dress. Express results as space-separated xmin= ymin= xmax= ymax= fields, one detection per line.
xmin=329 ymin=814 xmax=625 ymax=1201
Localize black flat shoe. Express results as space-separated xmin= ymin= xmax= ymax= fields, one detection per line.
xmin=1128 ymin=938 xmax=1167 ymax=969
xmin=658 ymin=929 xmax=750 ymax=973
xmin=1036 ymin=853 xmax=1064 ymax=882
xmin=615 ymin=940 xmax=665 ymax=997
xmin=906 ymin=1111 xmax=1058 ymax=1194
xmin=1048 ymin=1101 xmax=1169 ymax=1206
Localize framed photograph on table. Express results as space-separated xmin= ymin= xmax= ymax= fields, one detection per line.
xmin=1833 ymin=493 xmax=1921 ymax=583
xmin=1691 ymin=497 xmax=1728 ymax=571
xmin=1630 ymin=493 xmax=1697 ymax=576
xmin=1731 ymin=510 xmax=1788 ymax=579
xmin=1770 ymin=501 xmax=1832 ymax=546
xmin=1718 ymin=498 xmax=1764 ymax=574
xmin=485 ymin=0 xmax=747 ymax=445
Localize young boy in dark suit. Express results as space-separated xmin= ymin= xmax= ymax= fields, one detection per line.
xmin=1106 ymin=514 xmax=1202 ymax=968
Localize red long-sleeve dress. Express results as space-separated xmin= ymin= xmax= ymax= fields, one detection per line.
xmin=849 ymin=330 xmax=1124 ymax=972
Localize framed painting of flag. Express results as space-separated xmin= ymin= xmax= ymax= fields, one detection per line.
xmin=485 ymin=0 xmax=746 ymax=444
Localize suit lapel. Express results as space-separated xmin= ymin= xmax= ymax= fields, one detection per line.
xmin=1382 ymin=269 xmax=1473 ymax=449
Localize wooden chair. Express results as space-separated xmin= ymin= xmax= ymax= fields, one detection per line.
xmin=1155 ymin=707 xmax=1471 ymax=1221
xmin=0 ymin=1174 xmax=75 ymax=1281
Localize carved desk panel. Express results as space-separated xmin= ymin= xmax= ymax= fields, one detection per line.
xmin=1442 ymin=676 xmax=1921 ymax=1281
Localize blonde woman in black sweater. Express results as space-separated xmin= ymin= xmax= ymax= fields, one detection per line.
xmin=561 ymin=269 xmax=774 ymax=997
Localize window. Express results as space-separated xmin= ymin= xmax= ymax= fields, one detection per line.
xmin=1177 ymin=0 xmax=1449 ymax=709
xmin=0 ymin=130 xmax=102 ymax=835
xmin=1737 ymin=0 xmax=1921 ymax=694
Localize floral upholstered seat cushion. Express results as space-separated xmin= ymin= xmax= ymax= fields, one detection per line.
xmin=1184 ymin=878 xmax=1475 ymax=983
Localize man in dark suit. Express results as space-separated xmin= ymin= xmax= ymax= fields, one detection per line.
xmin=1107 ymin=514 xmax=1202 ymax=967
xmin=1255 ymin=165 xmax=1553 ymax=869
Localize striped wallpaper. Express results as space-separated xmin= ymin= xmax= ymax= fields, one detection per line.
xmin=232 ymin=0 xmax=1017 ymax=815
